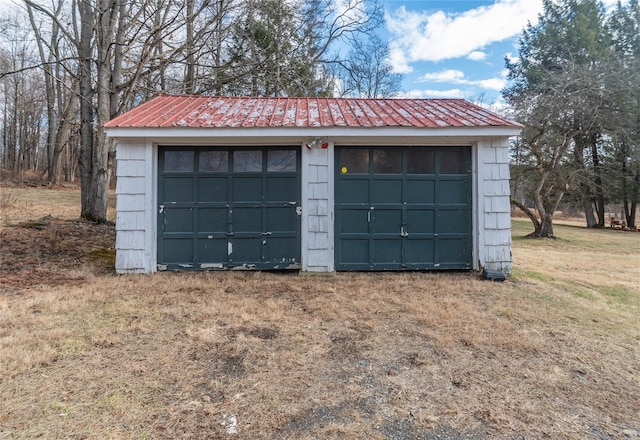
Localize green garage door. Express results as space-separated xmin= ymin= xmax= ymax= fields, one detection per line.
xmin=158 ymin=147 xmax=301 ymax=270
xmin=335 ymin=146 xmax=472 ymax=270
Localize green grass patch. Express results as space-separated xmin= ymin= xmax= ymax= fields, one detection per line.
xmin=511 ymin=267 xmax=553 ymax=282
xmin=571 ymin=287 xmax=599 ymax=301
xmin=16 ymin=221 xmax=50 ymax=230
xmin=88 ymin=248 xmax=116 ymax=273
xmin=599 ymin=285 xmax=639 ymax=309
xmin=511 ymin=218 xmax=640 ymax=255
xmin=510 ymin=218 xmax=537 ymax=239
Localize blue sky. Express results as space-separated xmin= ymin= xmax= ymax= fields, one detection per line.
xmin=383 ymin=0 xmax=625 ymax=106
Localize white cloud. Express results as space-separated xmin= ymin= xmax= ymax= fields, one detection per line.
xmin=467 ymin=51 xmax=487 ymax=61
xmin=403 ymin=88 xmax=465 ymax=99
xmin=420 ymin=70 xmax=465 ymax=82
xmin=602 ymin=0 xmax=629 ymax=7
xmin=386 ymin=0 xmax=544 ymax=70
xmin=419 ymin=69 xmax=506 ymax=91
xmin=475 ymin=78 xmax=506 ymax=91
xmin=505 ymin=52 xmax=519 ymax=65
xmin=389 ymin=50 xmax=414 ymax=74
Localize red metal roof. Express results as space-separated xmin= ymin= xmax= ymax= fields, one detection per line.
xmin=105 ymin=95 xmax=520 ymax=129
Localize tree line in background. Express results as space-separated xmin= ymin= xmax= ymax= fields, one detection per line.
xmin=0 ymin=0 xmax=401 ymax=222
xmin=505 ymin=0 xmax=640 ymax=236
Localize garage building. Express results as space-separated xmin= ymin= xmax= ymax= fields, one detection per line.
xmin=105 ymin=96 xmax=520 ymax=274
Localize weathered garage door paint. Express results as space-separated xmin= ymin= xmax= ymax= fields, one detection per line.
xmin=335 ymin=146 xmax=472 ymax=270
xmin=157 ymin=147 xmax=301 ymax=270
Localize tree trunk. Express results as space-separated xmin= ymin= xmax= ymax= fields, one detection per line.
xmin=26 ymin=2 xmax=58 ymax=184
xmin=213 ymin=0 xmax=225 ymax=94
xmin=533 ymin=177 xmax=554 ymax=238
xmin=590 ymin=134 xmax=605 ymax=227
xmin=185 ymin=0 xmax=195 ymax=94
xmin=624 ymin=171 xmax=639 ymax=229
xmin=50 ymin=85 xmax=79 ymax=185
xmin=579 ymin=182 xmax=597 ymax=227
xmin=89 ymin=0 xmax=118 ymax=222
xmin=530 ymin=162 xmax=565 ymax=238
xmin=573 ymin=136 xmax=597 ymax=227
xmin=152 ymin=4 xmax=166 ymax=92
xmin=1 ymin=90 xmax=8 ymax=168
xmin=12 ymin=76 xmax=22 ymax=180
xmin=110 ymin=0 xmax=126 ymax=117
xmin=510 ymin=197 xmax=541 ymax=236
xmin=78 ymin=0 xmax=96 ymax=220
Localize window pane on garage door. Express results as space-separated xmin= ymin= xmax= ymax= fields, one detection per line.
xmin=233 ymin=150 xmax=262 ymax=172
xmin=373 ymin=148 xmax=401 ymax=173
xmin=339 ymin=148 xmax=369 ymax=174
xmin=407 ymin=148 xmax=435 ymax=174
xmin=199 ymin=151 xmax=228 ymax=172
xmin=164 ymin=151 xmax=194 ymax=172
xmin=268 ymin=150 xmax=297 ymax=172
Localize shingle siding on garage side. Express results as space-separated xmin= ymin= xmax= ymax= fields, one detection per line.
xmin=301 ymin=144 xmax=334 ymax=272
xmin=478 ymin=138 xmax=512 ymax=274
xmin=115 ymin=141 xmax=149 ymax=273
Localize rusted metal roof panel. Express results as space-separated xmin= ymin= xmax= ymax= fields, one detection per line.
xmin=105 ymin=95 xmax=521 ymax=129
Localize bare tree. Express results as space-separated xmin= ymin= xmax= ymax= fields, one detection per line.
xmin=2 ymin=0 xmax=385 ymax=221
xmin=21 ymin=0 xmax=189 ymax=221
xmin=0 ymin=10 xmax=46 ymax=180
xmin=337 ymin=33 xmax=402 ymax=98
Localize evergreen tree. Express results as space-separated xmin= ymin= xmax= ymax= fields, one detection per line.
xmin=607 ymin=0 xmax=640 ymax=228
xmin=504 ymin=0 xmax=620 ymax=235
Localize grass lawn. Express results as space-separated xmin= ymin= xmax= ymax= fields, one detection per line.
xmin=1 ymin=187 xmax=639 ymax=439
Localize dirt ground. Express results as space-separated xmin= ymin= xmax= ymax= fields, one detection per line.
xmin=0 ymin=186 xmax=639 ymax=439
xmin=0 ymin=217 xmax=115 ymax=293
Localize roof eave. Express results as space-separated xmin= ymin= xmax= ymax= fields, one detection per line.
xmin=105 ymin=125 xmax=522 ymax=140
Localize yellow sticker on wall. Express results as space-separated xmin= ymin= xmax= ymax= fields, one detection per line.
xmin=341 ymin=166 xmax=348 ymax=174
